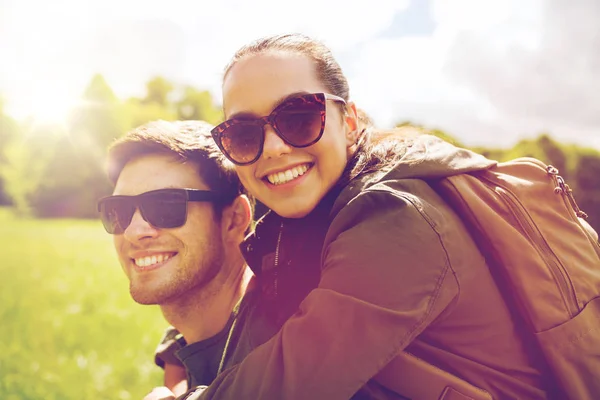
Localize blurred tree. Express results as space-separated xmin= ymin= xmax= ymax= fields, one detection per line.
xmin=537 ymin=134 xmax=568 ymax=176
xmin=6 ymin=74 xmax=598 ymax=230
xmin=83 ymin=74 xmax=117 ymax=103
xmin=502 ymin=135 xmax=569 ymax=178
xmin=0 ymin=98 xmax=21 ymax=205
xmin=143 ymin=76 xmax=174 ymax=107
xmin=12 ymin=75 xmax=229 ymax=218
xmin=573 ymin=153 xmax=600 ymax=233
xmin=123 ymin=76 xmax=178 ymax=129
xmin=395 ymin=121 xmax=464 ymax=147
xmin=23 ymin=75 xmax=125 ymax=217
xmin=504 ymin=138 xmax=545 ymax=161
xmin=471 ymin=147 xmax=508 ymax=162
xmin=176 ymin=86 xmax=222 ymax=124
xmin=122 ymin=98 xmax=177 ymax=131
xmin=27 ymin=134 xmax=112 ymax=218
xmin=71 ymin=74 xmax=128 ymax=148
xmin=395 ymin=120 xmax=414 ymax=128
xmin=428 ymin=128 xmax=464 ymax=147
xmin=2 ymin=123 xmax=63 ymax=214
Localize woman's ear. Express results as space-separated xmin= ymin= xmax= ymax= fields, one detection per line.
xmin=344 ymin=102 xmax=359 ymax=148
xmin=221 ymin=195 xmax=253 ymax=244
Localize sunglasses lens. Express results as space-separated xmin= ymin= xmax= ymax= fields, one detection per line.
xmin=99 ymin=198 xmax=134 ymax=235
xmin=214 ymin=94 xmax=328 ymax=165
xmin=220 ymin=123 xmax=264 ymax=165
xmin=274 ymin=95 xmax=324 ymax=146
xmin=141 ymin=190 xmax=188 ymax=229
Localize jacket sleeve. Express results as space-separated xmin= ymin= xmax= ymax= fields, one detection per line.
xmin=198 ymin=188 xmax=460 ymax=400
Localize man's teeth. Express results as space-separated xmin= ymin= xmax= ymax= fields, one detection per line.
xmin=134 ymin=253 xmax=172 ymax=267
xmin=267 ymin=164 xmax=309 ymax=185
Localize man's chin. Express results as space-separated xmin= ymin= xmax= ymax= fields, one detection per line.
xmin=129 ymin=287 xmax=171 ymax=305
xmin=130 ymin=294 xmax=161 ymax=305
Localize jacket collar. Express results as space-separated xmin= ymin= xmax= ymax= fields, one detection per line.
xmin=240 ymin=184 xmax=344 ymax=277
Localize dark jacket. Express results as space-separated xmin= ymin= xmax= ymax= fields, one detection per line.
xmin=193 ymin=136 xmax=553 ymax=400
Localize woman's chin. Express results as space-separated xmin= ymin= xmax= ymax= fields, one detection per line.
xmin=269 ymin=199 xmax=316 ymax=219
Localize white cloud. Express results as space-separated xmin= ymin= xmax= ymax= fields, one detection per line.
xmin=179 ymin=0 xmax=411 ymax=101
xmin=1 ymin=0 xmax=598 ymax=149
xmin=0 ymin=0 xmax=409 ymax=119
xmin=443 ymin=0 xmax=600 ymax=147
xmin=351 ymin=0 xmax=600 ymax=149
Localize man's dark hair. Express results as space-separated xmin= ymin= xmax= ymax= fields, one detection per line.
xmin=107 ymin=120 xmax=249 ymax=216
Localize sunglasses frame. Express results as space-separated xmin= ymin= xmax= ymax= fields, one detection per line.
xmin=211 ymin=92 xmax=346 ymax=166
xmin=97 ymin=188 xmax=231 ymax=234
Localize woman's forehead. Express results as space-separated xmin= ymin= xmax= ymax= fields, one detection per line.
xmin=222 ymin=52 xmax=325 ymax=117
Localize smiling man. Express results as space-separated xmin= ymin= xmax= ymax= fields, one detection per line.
xmin=98 ymin=120 xmax=253 ymax=398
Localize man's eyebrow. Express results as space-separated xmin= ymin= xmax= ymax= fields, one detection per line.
xmin=228 ymin=91 xmax=310 ymax=120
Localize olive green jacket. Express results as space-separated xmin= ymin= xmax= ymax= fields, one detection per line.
xmin=189 ymin=136 xmax=552 ymax=400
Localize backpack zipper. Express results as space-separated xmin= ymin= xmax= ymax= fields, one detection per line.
xmin=480 ymin=176 xmax=579 ymax=319
xmin=548 ymin=166 xmax=600 ymax=254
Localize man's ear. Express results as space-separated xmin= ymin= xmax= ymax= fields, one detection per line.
xmin=344 ymin=102 xmax=359 ymax=147
xmin=221 ymin=195 xmax=253 ymax=244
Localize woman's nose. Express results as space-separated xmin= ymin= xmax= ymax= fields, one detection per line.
xmin=262 ymin=125 xmax=292 ymax=159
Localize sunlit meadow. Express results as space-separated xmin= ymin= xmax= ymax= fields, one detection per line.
xmin=0 ymin=208 xmax=166 ymax=400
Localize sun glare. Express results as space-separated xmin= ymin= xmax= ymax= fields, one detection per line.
xmin=6 ymin=89 xmax=78 ymax=128
xmin=30 ymin=93 xmax=76 ymax=126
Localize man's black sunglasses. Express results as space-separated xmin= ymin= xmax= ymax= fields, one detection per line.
xmin=97 ymin=188 xmax=232 ymax=235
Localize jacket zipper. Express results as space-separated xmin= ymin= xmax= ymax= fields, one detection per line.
xmin=273 ymin=221 xmax=284 ymax=298
xmin=216 ymin=221 xmax=284 ymax=377
xmin=480 ymin=176 xmax=579 ymax=319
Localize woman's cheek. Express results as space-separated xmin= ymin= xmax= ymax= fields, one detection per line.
xmin=236 ymin=166 xmax=260 ymax=196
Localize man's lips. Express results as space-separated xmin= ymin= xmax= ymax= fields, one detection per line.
xmin=131 ymin=252 xmax=177 ymax=268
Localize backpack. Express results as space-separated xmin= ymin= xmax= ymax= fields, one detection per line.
xmin=428 ymin=157 xmax=600 ymax=399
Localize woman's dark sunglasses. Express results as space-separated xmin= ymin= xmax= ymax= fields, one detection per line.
xmin=211 ymin=92 xmax=346 ymax=166
xmin=97 ymin=188 xmax=231 ymax=235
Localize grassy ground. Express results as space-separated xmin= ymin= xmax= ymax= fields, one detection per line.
xmin=0 ymin=208 xmax=166 ymax=400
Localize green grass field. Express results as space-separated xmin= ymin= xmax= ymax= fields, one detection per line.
xmin=0 ymin=208 xmax=167 ymax=400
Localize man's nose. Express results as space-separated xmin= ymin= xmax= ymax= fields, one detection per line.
xmin=122 ymin=209 xmax=159 ymax=242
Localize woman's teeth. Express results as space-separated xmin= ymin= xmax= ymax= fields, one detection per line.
xmin=266 ymin=164 xmax=309 ymax=185
xmin=134 ymin=253 xmax=173 ymax=267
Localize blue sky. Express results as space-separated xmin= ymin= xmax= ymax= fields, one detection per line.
xmin=1 ymin=0 xmax=598 ymax=149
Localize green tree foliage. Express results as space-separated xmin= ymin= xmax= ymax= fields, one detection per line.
xmin=176 ymin=86 xmax=223 ymax=124
xmin=0 ymin=98 xmax=20 ymax=205
xmin=144 ymin=76 xmax=174 ymax=107
xmin=573 ymin=154 xmax=600 ymax=233
xmin=82 ymin=74 xmax=117 ymax=103
xmin=395 ymin=121 xmax=464 ymax=147
xmin=2 ymin=123 xmax=63 ymax=214
xmin=499 ymin=135 xmax=570 ymax=179
xmin=71 ymin=74 xmax=128 ymax=149
xmin=122 ymin=97 xmax=177 ymax=131
xmin=2 ymin=74 xmax=223 ymax=218
xmin=120 ymin=77 xmax=178 ymax=129
xmin=25 ymin=131 xmax=113 ymax=218
xmin=2 ymin=77 xmax=599 ymax=235
xmin=24 ymin=75 xmax=127 ymax=217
